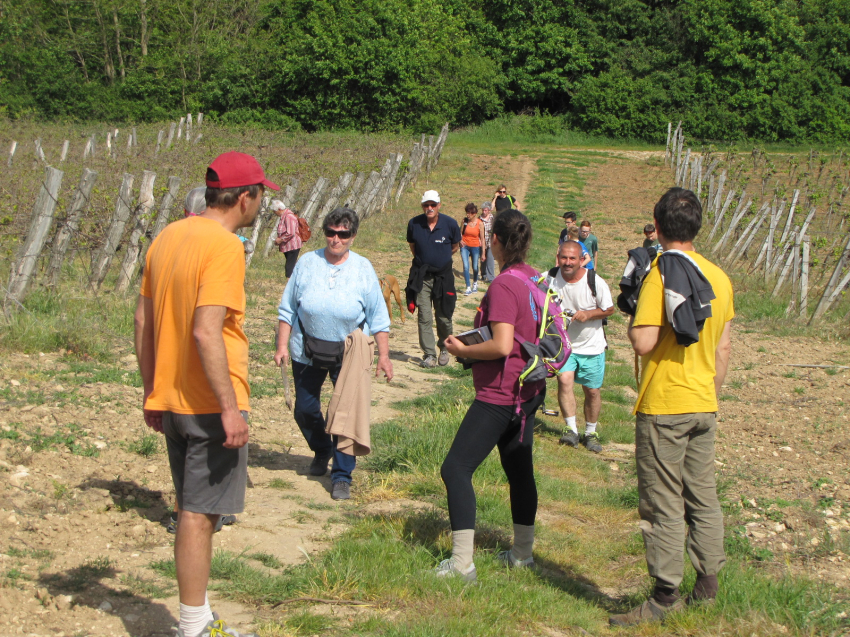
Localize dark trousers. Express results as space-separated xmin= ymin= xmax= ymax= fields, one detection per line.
xmin=291 ymin=360 xmax=356 ymax=483
xmin=441 ymin=393 xmax=544 ymax=530
xmin=284 ymin=249 xmax=300 ymax=279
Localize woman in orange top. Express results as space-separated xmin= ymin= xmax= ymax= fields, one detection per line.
xmin=459 ymin=202 xmax=485 ymax=295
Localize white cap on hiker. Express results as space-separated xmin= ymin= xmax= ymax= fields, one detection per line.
xmin=421 ymin=190 xmax=440 ymax=204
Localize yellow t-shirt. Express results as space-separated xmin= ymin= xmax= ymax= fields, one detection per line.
xmin=140 ymin=216 xmax=249 ymax=414
xmin=633 ymin=251 xmax=734 ymax=415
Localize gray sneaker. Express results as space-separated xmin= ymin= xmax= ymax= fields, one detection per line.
xmin=495 ymin=549 xmax=534 ymax=569
xmin=420 ymin=355 xmax=437 ymax=368
xmin=438 ymin=349 xmax=450 ymax=366
xmin=583 ymin=432 xmax=603 ymax=454
xmin=434 ymin=558 xmax=477 ymax=582
xmin=331 ymin=480 xmax=351 ymax=500
xmin=559 ymin=430 xmax=580 ymax=447
xmin=176 ymin=617 xmax=259 ymax=637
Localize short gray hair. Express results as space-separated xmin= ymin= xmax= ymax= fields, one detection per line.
xmin=323 ymin=207 xmax=359 ymax=235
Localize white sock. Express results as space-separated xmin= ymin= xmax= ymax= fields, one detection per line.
xmin=451 ymin=529 xmax=475 ymax=571
xmin=564 ymin=416 xmax=578 ymax=434
xmin=511 ymin=524 xmax=535 ymax=561
xmin=179 ymin=600 xmax=214 ymax=637
xmin=585 ymin=422 xmax=598 ymax=435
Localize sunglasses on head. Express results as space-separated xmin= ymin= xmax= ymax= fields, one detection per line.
xmin=324 ymin=228 xmax=353 ymax=239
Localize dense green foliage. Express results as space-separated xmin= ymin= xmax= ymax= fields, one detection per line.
xmin=1 ymin=0 xmax=848 ymax=142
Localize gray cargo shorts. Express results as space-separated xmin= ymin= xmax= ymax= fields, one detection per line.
xmin=162 ymin=411 xmax=249 ymax=515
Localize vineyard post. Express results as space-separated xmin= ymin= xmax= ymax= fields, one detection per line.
xmin=395 ymin=143 xmax=420 ymax=202
xmin=810 ymin=233 xmax=850 ymax=322
xmin=197 ymin=113 xmax=204 ymax=127
xmin=90 ymin=173 xmax=135 ymax=288
xmin=772 ymin=227 xmax=799 ymax=297
xmin=664 ymin=122 xmax=672 ymax=166
xmin=166 ymin=122 xmax=176 ymax=150
xmin=6 ymin=167 xmax=64 ymax=304
xmin=346 ymin=172 xmax=366 ymax=209
xmin=727 ymin=201 xmax=768 ymax=265
xmin=143 ymin=175 xmax=181 ymax=272
xmin=186 ymin=114 xmax=193 ymax=141
xmin=47 ymin=168 xmax=98 ymax=288
xmin=155 ymin=130 xmax=164 ymax=155
xmin=34 ymin=139 xmax=46 ymax=165
xmin=712 ymin=198 xmax=752 ymax=254
xmin=353 ymin=172 xmax=379 ymax=213
xmin=434 ymin=123 xmax=449 ymax=165
xmin=378 ymin=153 xmax=403 ymax=213
xmin=177 ymin=117 xmax=185 ymax=140
xmin=8 ymin=141 xmax=17 ymax=167
xmin=116 ymin=171 xmax=157 ymax=293
xmin=60 ymin=140 xmax=69 ymax=163
xmin=785 ymin=231 xmax=802 ymax=315
xmin=799 ymin=236 xmax=810 ymax=317
xmin=707 ymin=188 xmax=736 ymax=242
xmin=301 ymin=177 xmax=330 ymax=225
xmin=193 ymin=134 xmax=203 ymax=145
xmin=316 ymin=172 xmax=355 ymax=229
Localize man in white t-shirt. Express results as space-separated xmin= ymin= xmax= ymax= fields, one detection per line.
xmin=547 ymin=241 xmax=615 ymax=453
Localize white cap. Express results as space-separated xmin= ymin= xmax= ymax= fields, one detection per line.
xmin=421 ymin=190 xmax=440 ymax=204
xmin=270 ymin=199 xmax=286 ymax=211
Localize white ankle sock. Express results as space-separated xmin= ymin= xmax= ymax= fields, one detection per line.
xmin=179 ymin=599 xmax=214 ymax=637
xmin=511 ymin=524 xmax=535 ymax=561
xmin=564 ymin=416 xmax=578 ymax=434
xmin=585 ymin=422 xmax=597 ymax=435
xmin=451 ymin=529 xmax=475 ymax=571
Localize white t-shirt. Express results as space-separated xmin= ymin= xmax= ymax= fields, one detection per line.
xmin=547 ymin=268 xmax=614 ymax=356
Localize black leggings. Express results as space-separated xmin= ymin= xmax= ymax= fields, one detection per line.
xmin=441 ymin=393 xmax=544 ymax=531
xmin=284 ymin=248 xmax=300 ymax=278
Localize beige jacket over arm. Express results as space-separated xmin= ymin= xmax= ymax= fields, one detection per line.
xmin=325 ymin=329 xmax=375 ymax=456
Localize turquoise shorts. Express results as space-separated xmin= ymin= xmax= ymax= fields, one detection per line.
xmin=562 ymin=352 xmax=606 ymax=389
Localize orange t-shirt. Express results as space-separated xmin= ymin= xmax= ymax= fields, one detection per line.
xmin=462 ymin=217 xmax=481 ymax=247
xmin=140 ymin=216 xmax=249 ymax=414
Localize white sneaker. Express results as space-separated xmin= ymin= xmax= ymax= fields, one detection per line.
xmin=464 ymin=287 xmax=472 ymax=296
xmin=495 ymin=549 xmax=534 ymax=569
xmin=434 ymin=558 xmax=477 ymax=582
xmin=472 ymin=282 xmax=478 ymax=293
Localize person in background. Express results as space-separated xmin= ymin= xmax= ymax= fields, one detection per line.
xmin=579 ymin=220 xmax=599 ymax=269
xmin=274 ymin=207 xmax=392 ymax=501
xmin=438 ymin=209 xmax=546 ymax=581
xmin=548 ymin=241 xmax=615 ymax=454
xmin=405 ymin=190 xmax=461 ymax=368
xmin=135 ymin=151 xmax=277 ymax=637
xmin=183 ymin=186 xmax=207 ymax=217
xmin=643 ymin=223 xmax=659 ymax=249
xmin=559 ymin=211 xmax=578 ymax=244
xmin=272 ymin=200 xmax=303 ymax=279
xmin=566 ymin=226 xmax=591 ymax=268
xmin=480 ymin=201 xmax=495 ymax=283
xmin=459 ymin=202 xmax=485 ymax=295
xmin=491 ymin=184 xmax=517 ymax=213
xmin=611 ymin=188 xmax=733 ymax=626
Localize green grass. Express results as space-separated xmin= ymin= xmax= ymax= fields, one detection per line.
xmin=119 ymin=573 xmax=174 ymax=599
xmin=125 ymin=431 xmax=161 ymax=457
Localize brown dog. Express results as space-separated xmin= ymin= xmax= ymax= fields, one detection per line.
xmin=380 ymin=275 xmax=405 ymax=324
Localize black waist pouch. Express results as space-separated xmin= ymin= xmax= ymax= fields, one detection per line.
xmin=298 ymin=317 xmax=344 ymax=369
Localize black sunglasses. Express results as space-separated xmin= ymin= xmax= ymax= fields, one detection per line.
xmin=324 ymin=229 xmax=353 ymax=239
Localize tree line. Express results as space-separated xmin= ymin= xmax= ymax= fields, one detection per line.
xmin=1 ymin=0 xmax=848 ymax=143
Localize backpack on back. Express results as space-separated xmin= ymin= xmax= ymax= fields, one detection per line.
xmin=505 ymin=270 xmax=572 ymax=438
xmin=297 ymin=216 xmax=312 ymax=242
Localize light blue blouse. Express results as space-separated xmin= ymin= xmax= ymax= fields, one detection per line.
xmin=277 ymin=249 xmax=390 ymax=365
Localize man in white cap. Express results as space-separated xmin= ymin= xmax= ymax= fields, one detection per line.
xmin=405 ymin=190 xmax=461 ymax=367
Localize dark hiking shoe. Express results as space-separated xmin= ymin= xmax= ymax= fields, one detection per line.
xmin=309 ymin=452 xmax=332 ymax=476
xmin=687 ymin=574 xmax=718 ymax=605
xmin=420 ymin=355 xmax=437 ymax=368
xmin=331 ymin=480 xmax=351 ymax=500
xmin=559 ymin=431 xmax=580 ymax=447
xmin=609 ymin=597 xmax=685 ymax=627
xmin=583 ymin=432 xmax=603 ymax=454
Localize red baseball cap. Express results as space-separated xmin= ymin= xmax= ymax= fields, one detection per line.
xmin=206 ymin=151 xmax=280 ymax=190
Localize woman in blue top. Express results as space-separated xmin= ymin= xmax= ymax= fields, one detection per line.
xmin=274 ymin=207 xmax=393 ymax=500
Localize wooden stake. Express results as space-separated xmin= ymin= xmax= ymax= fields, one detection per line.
xmin=155 ymin=130 xmax=164 ymax=155
xmin=707 ymin=189 xmax=738 ymax=242
xmin=713 ymin=198 xmax=752 ymax=254
xmin=116 ymin=170 xmax=157 ymax=293
xmin=47 ymin=168 xmax=98 ymax=288
xmin=8 ymin=141 xmax=17 ymax=167
xmin=665 ymin=122 xmax=672 ymax=166
xmin=810 ymin=233 xmax=850 ymax=322
xmin=772 ymin=228 xmax=799 ymax=297
xmin=301 ymin=177 xmax=331 ymax=225
xmin=90 ymin=173 xmax=135 ymax=288
xmin=316 ymin=172 xmax=355 ymax=229
xmin=799 ymin=236 xmax=810 ymax=317
xmin=147 ymin=176 xmax=181 ymax=245
xmin=60 ymin=140 xmax=69 ymax=163
xmin=166 ymin=122 xmax=176 ymax=150
xmin=6 ymin=167 xmax=64 ymax=303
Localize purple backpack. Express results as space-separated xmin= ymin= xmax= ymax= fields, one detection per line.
xmin=505 ymin=270 xmax=572 ymax=438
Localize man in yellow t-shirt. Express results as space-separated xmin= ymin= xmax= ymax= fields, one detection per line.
xmin=611 ymin=187 xmax=733 ymax=627
xmin=134 ymin=151 xmax=277 ymax=637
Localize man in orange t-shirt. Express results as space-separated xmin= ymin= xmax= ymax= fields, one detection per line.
xmin=134 ymin=151 xmax=278 ymax=637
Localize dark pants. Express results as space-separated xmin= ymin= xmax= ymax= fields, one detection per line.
xmin=440 ymin=393 xmax=544 ymax=530
xmin=284 ymin=249 xmax=300 ymax=279
xmin=291 ymin=360 xmax=356 ymax=483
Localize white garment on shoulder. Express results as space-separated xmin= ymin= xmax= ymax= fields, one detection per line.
xmin=548 ymin=269 xmax=613 ymax=356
